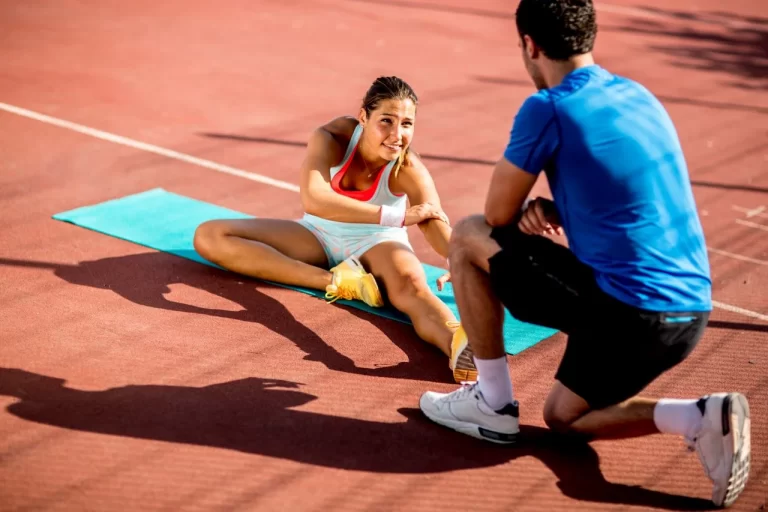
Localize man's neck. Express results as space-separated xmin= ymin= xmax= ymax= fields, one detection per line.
xmin=544 ymin=53 xmax=595 ymax=88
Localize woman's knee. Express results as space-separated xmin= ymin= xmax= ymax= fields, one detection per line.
xmin=193 ymin=220 xmax=229 ymax=260
xmin=384 ymin=268 xmax=431 ymax=310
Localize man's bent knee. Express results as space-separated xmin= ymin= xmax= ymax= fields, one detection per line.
xmin=451 ymin=215 xmax=491 ymax=246
xmin=543 ymin=409 xmax=578 ymax=434
xmin=543 ymin=381 xmax=591 ymax=434
xmin=449 ymin=215 xmax=498 ymax=272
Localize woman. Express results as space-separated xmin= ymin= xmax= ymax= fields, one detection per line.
xmin=194 ymin=76 xmax=476 ymax=383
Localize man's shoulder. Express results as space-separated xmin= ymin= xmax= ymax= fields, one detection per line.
xmin=517 ymin=90 xmax=556 ymax=120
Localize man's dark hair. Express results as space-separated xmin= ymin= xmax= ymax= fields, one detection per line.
xmin=515 ymin=0 xmax=597 ymax=60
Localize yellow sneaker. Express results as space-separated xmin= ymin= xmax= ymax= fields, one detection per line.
xmin=448 ymin=322 xmax=478 ymax=383
xmin=325 ymin=257 xmax=384 ymax=308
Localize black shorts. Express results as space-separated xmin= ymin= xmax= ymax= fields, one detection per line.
xmin=488 ymin=223 xmax=709 ymax=410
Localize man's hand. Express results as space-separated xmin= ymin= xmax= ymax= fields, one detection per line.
xmin=518 ymin=197 xmax=562 ymax=236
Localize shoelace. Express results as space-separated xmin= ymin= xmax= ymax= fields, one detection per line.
xmin=440 ymin=381 xmax=479 ymax=403
xmin=325 ymin=281 xmax=357 ymax=304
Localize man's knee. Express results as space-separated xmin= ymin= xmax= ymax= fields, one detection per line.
xmin=451 ymin=215 xmax=489 ymax=248
xmin=543 ymin=382 xmax=591 ymax=435
xmin=449 ymin=215 xmax=498 ymax=271
xmin=543 ymin=407 xmax=577 ymax=434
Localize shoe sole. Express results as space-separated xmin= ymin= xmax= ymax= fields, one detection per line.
xmin=419 ymin=397 xmax=518 ymax=445
xmin=451 ymin=339 xmax=478 ymax=383
xmin=718 ymin=393 xmax=751 ymax=507
xmin=453 ymin=367 xmax=478 ymax=383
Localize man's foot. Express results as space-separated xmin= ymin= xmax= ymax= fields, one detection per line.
xmin=325 ymin=257 xmax=383 ymax=308
xmin=688 ymin=392 xmax=751 ymax=507
xmin=447 ymin=322 xmax=478 ymax=383
xmin=420 ymin=382 xmax=519 ymax=444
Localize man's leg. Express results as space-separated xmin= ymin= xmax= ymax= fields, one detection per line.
xmin=544 ymin=383 xmax=751 ymax=507
xmin=420 ymin=215 xmax=558 ymax=443
xmin=446 ymin=215 xmax=515 ymax=408
xmin=543 ymin=312 xmax=752 ymax=508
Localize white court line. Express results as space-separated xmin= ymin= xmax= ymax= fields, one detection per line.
xmin=0 ymin=102 xmax=300 ymax=193
xmin=2 ymin=101 xmax=767 ymax=325
xmin=732 ymin=205 xmax=768 ymax=219
xmin=735 ymin=219 xmax=768 ymax=232
xmin=712 ymin=301 xmax=768 ymax=322
xmin=708 ymin=247 xmax=768 ymax=266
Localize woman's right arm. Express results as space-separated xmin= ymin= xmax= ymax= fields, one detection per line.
xmin=299 ymin=120 xmax=446 ymax=226
xmin=299 ymin=124 xmax=382 ymax=224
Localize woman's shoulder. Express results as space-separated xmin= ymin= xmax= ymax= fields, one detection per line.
xmin=319 ymin=116 xmax=358 ymax=144
xmin=397 ymin=148 xmax=429 ymax=177
xmin=307 ymin=116 xmax=358 ymax=164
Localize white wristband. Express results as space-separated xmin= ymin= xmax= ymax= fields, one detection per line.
xmin=380 ymin=204 xmax=405 ymax=227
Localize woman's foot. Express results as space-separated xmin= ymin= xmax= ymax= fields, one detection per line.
xmin=448 ymin=323 xmax=478 ymax=383
xmin=325 ymin=257 xmax=384 ymax=308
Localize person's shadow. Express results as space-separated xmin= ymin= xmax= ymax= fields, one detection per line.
xmin=0 ymin=254 xmax=447 ymax=383
xmin=0 ymin=368 xmax=713 ymax=510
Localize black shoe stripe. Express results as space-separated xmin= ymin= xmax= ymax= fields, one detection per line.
xmin=722 ymin=394 xmax=732 ymax=436
xmin=479 ymin=427 xmax=518 ymax=443
xmin=495 ymin=401 xmax=520 ymax=418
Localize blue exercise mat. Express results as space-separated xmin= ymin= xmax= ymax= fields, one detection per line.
xmin=53 ymin=188 xmax=557 ymax=354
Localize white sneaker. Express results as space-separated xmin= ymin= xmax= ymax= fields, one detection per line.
xmin=419 ymin=382 xmax=519 ymax=444
xmin=687 ymin=392 xmax=751 ymax=507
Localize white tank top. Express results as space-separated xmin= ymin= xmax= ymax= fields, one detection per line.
xmin=328 ymin=123 xmax=408 ymax=209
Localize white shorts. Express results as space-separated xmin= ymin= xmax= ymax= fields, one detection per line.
xmin=297 ymin=213 xmax=413 ymax=268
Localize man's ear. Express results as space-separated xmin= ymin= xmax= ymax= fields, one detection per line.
xmin=523 ymin=34 xmax=540 ymax=59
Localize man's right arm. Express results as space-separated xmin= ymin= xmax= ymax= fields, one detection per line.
xmin=485 ymin=94 xmax=559 ymax=231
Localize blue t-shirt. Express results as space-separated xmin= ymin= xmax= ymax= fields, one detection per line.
xmin=504 ymin=65 xmax=711 ymax=312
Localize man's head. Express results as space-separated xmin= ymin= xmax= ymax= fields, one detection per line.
xmin=515 ymin=0 xmax=597 ymax=89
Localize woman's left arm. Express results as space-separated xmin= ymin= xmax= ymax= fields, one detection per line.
xmin=393 ymin=154 xmax=452 ymax=259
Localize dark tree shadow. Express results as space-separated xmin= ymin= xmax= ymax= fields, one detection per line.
xmin=199 ymin=133 xmax=499 ymax=167
xmin=198 ymin=131 xmax=768 ymax=194
xmin=707 ymin=320 xmax=768 ymax=333
xmin=0 ymin=254 xmax=449 ymax=383
xmin=614 ymin=10 xmax=768 ymax=91
xmin=0 ymin=368 xmax=714 ymax=509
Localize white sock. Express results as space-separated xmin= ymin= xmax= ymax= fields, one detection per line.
xmin=474 ymin=356 xmax=514 ymax=410
xmin=653 ymin=398 xmax=703 ymax=439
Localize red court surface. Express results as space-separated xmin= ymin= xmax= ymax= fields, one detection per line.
xmin=1 ymin=0 xmax=766 ymax=510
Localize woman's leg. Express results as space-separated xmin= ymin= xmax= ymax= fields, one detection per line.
xmin=360 ymin=242 xmax=476 ymax=381
xmin=193 ymin=218 xmax=333 ymax=290
xmin=194 ymin=218 xmax=383 ymax=307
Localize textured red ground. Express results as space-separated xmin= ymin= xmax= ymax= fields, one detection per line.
xmin=1 ymin=0 xmax=766 ymax=510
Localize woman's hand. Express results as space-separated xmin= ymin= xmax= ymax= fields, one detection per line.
xmin=436 ymin=271 xmax=451 ymax=291
xmin=404 ymin=203 xmax=450 ymax=227
xmin=518 ymin=197 xmax=562 ymax=236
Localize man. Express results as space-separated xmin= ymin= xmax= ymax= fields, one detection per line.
xmin=419 ymin=0 xmax=751 ymax=507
